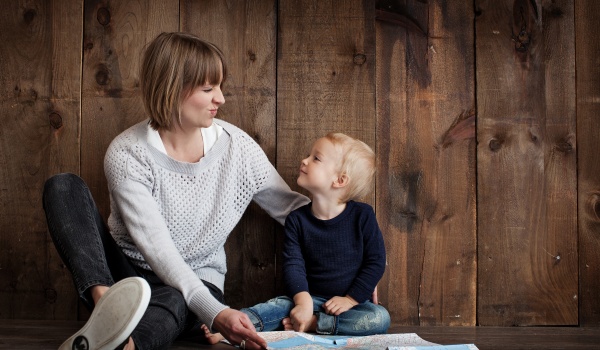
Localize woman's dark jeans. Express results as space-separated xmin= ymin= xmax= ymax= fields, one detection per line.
xmin=43 ymin=173 xmax=223 ymax=350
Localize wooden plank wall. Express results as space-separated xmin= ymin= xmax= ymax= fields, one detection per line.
xmin=0 ymin=0 xmax=599 ymax=327
xmin=375 ymin=0 xmax=476 ymax=326
xmin=576 ymin=0 xmax=600 ymax=326
xmin=476 ymin=0 xmax=578 ymax=326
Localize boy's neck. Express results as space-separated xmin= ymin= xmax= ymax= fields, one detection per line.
xmin=310 ymin=195 xmax=347 ymax=220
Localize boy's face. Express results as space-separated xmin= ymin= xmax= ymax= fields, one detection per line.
xmin=297 ymin=137 xmax=342 ymax=195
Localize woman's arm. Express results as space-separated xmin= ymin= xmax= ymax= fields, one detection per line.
xmin=111 ymin=179 xmax=227 ymax=328
xmin=252 ymin=166 xmax=310 ymax=225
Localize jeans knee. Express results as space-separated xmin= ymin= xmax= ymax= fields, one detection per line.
xmin=269 ymin=296 xmax=293 ymax=307
xmin=151 ymin=286 xmax=189 ymax=330
xmin=368 ymin=306 xmax=391 ymax=333
xmin=354 ymin=305 xmax=390 ymax=334
xmin=43 ymin=173 xmax=83 ymax=203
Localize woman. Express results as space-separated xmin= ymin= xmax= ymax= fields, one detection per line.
xmin=43 ymin=32 xmax=309 ymax=350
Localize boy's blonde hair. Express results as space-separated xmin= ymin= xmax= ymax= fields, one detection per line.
xmin=325 ymin=133 xmax=376 ymax=203
xmin=139 ymin=32 xmax=227 ymax=130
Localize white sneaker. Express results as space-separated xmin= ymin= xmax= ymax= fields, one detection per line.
xmin=59 ymin=277 xmax=151 ymax=350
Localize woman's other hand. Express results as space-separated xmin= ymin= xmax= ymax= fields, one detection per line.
xmin=212 ymin=308 xmax=267 ymax=349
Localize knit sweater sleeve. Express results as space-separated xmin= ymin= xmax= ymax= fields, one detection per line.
xmin=105 ymin=135 xmax=228 ymax=329
xmin=252 ymin=166 xmax=310 ymax=225
xmin=237 ymin=132 xmax=309 ymax=225
xmin=282 ymin=209 xmax=310 ymax=297
xmin=345 ymin=205 xmax=387 ymax=303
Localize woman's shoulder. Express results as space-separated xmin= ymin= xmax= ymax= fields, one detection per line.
xmin=104 ymin=120 xmax=151 ymax=178
xmin=213 ymin=118 xmax=242 ymax=136
xmin=108 ymin=120 xmax=149 ymax=150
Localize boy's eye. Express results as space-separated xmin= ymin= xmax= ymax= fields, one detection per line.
xmin=313 ymin=156 xmax=320 ymax=161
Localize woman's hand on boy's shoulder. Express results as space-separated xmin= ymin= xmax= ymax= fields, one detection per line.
xmin=323 ymin=295 xmax=358 ymax=316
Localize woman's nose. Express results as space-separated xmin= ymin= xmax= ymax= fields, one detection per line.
xmin=214 ymin=88 xmax=225 ymax=105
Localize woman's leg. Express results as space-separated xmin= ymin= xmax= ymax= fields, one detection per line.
xmin=312 ymin=298 xmax=390 ymax=336
xmin=241 ymin=296 xmax=295 ymax=332
xmin=43 ymin=173 xmax=139 ymax=308
xmin=44 ymin=173 xmax=151 ymax=350
xmin=131 ymin=277 xmax=225 ymax=350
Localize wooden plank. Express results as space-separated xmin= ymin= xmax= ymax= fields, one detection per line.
xmin=475 ymin=0 xmax=577 ymax=326
xmin=181 ymin=0 xmax=279 ymax=308
xmin=576 ymin=0 xmax=600 ymax=326
xmin=81 ymin=0 xmax=179 ymax=219
xmin=277 ymin=0 xmax=376 ymax=303
xmin=375 ymin=0 xmax=477 ymax=325
xmin=4 ymin=320 xmax=600 ymax=350
xmin=278 ymin=0 xmax=377 ymax=195
xmin=0 ymin=0 xmax=82 ymax=320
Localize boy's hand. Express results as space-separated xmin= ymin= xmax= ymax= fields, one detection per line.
xmin=323 ymin=296 xmax=358 ymax=315
xmin=288 ymin=291 xmax=314 ymax=332
xmin=289 ymin=303 xmax=314 ymax=332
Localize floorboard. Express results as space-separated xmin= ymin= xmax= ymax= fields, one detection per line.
xmin=1 ymin=320 xmax=599 ymax=349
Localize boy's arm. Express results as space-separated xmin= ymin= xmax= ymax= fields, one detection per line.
xmin=282 ymin=212 xmax=310 ymax=297
xmin=289 ymin=291 xmax=314 ymax=332
xmin=345 ymin=207 xmax=387 ymax=303
xmin=283 ymin=212 xmax=316 ymax=331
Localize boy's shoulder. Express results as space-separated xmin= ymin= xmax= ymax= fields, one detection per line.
xmin=289 ymin=202 xmax=312 ymax=216
xmin=348 ymin=200 xmax=375 ymax=214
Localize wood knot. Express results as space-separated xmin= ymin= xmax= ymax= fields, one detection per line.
xmin=95 ymin=65 xmax=109 ymax=86
xmin=353 ymin=53 xmax=367 ymax=65
xmin=489 ymin=138 xmax=503 ymax=152
xmin=512 ymin=30 xmax=530 ymax=52
xmin=97 ymin=7 xmax=111 ymax=26
xmin=556 ymin=140 xmax=573 ymax=153
xmin=588 ymin=192 xmax=600 ymax=221
xmin=48 ymin=112 xmax=63 ymax=129
xmin=44 ymin=288 xmax=57 ymax=304
xmin=247 ymin=50 xmax=256 ymax=61
xmin=23 ymin=8 xmax=36 ymax=24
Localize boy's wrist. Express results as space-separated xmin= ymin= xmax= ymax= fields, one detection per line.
xmin=345 ymin=295 xmax=358 ymax=305
xmin=293 ymin=291 xmax=313 ymax=307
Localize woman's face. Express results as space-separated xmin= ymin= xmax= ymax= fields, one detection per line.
xmin=179 ymin=83 xmax=225 ymax=129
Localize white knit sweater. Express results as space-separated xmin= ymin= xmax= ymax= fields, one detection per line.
xmin=104 ymin=118 xmax=309 ymax=328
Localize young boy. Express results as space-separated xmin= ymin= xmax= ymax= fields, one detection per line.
xmin=204 ymin=133 xmax=389 ymax=345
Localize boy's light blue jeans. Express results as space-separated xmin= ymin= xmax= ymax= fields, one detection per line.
xmin=241 ymin=295 xmax=390 ymax=336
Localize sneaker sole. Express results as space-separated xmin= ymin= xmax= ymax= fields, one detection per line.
xmin=59 ymin=277 xmax=151 ymax=350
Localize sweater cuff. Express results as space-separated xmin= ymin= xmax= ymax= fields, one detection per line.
xmin=347 ymin=286 xmax=372 ymax=304
xmin=189 ymin=290 xmax=230 ymax=330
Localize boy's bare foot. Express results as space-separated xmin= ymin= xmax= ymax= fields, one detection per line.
xmin=200 ymin=324 xmax=225 ymax=345
xmin=282 ymin=316 xmax=317 ymax=332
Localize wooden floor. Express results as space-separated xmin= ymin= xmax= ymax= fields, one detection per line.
xmin=1 ymin=320 xmax=599 ymax=349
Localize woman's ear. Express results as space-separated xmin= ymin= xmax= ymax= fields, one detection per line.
xmin=333 ymin=173 xmax=349 ymax=188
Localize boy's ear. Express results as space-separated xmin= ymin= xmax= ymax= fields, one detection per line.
xmin=333 ymin=173 xmax=349 ymax=188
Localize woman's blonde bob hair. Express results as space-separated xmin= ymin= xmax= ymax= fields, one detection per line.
xmin=139 ymin=32 xmax=227 ymax=130
xmin=324 ymin=133 xmax=376 ymax=203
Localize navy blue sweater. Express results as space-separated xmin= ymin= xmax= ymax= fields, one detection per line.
xmin=282 ymin=201 xmax=386 ymax=303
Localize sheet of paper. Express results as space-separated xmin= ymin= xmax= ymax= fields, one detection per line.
xmin=253 ymin=331 xmax=478 ymax=350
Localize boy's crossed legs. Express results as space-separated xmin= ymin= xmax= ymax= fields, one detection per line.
xmin=203 ymin=295 xmax=390 ymax=344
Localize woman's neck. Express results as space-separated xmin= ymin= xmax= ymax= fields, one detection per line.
xmin=159 ymin=126 xmax=204 ymax=163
